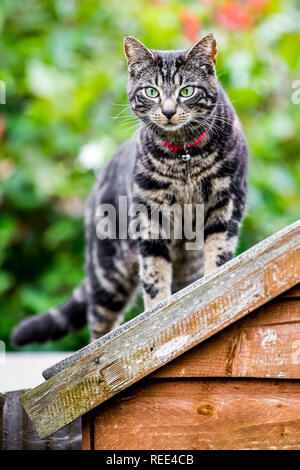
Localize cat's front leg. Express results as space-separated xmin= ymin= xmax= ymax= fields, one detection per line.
xmin=139 ymin=240 xmax=172 ymax=310
xmin=204 ymin=198 xmax=242 ymax=275
xmin=204 ymin=230 xmax=238 ymax=274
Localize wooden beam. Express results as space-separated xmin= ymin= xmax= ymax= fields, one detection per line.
xmin=21 ymin=221 xmax=300 ymax=438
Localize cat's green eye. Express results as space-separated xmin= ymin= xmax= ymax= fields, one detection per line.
xmin=180 ymin=86 xmax=194 ymax=98
xmin=145 ymin=87 xmax=159 ymax=98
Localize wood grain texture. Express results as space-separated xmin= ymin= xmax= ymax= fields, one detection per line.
xmin=21 ymin=221 xmax=300 ymax=438
xmin=152 ymin=297 xmax=300 ymax=379
xmin=0 ymin=390 xmax=82 ymax=450
xmin=83 ymin=378 xmax=300 ymax=450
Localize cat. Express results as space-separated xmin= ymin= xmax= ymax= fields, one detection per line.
xmin=11 ymin=34 xmax=248 ymax=346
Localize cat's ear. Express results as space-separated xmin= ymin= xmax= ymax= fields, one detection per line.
xmin=185 ymin=33 xmax=217 ymax=65
xmin=124 ymin=36 xmax=155 ymax=73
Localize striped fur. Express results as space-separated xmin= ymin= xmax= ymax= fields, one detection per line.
xmin=11 ymin=35 xmax=248 ymax=346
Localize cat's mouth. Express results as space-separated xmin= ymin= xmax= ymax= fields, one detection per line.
xmin=157 ymin=121 xmax=186 ymax=131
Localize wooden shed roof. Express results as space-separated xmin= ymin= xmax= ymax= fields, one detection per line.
xmin=21 ymin=220 xmax=300 ymax=438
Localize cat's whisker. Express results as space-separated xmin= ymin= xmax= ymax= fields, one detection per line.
xmin=110 ymin=114 xmax=139 ymax=125
xmin=109 ymin=105 xmax=135 ymax=121
xmin=208 ymin=119 xmax=230 ymax=132
xmin=210 ymin=116 xmax=235 ymax=124
xmin=114 ymin=114 xmax=137 ymax=124
xmin=121 ymin=121 xmax=140 ymax=131
xmin=216 ymin=71 xmax=227 ymax=80
xmin=214 ymin=99 xmax=237 ymax=106
xmin=110 ymin=102 xmax=131 ymax=107
xmin=109 ymin=113 xmax=136 ymax=121
xmin=123 ymin=119 xmax=141 ymax=130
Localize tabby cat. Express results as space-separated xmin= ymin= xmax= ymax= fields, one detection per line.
xmin=12 ymin=34 xmax=248 ymax=346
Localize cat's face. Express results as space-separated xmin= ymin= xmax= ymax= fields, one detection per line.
xmin=124 ymin=35 xmax=218 ymax=134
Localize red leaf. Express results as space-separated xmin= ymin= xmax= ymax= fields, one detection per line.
xmin=217 ymin=2 xmax=253 ymax=31
xmin=0 ymin=115 xmax=5 ymax=140
xmin=181 ymin=9 xmax=202 ymax=43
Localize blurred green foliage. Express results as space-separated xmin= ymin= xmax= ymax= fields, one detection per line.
xmin=0 ymin=0 xmax=299 ymax=351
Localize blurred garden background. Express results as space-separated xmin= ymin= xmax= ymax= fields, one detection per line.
xmin=0 ymin=0 xmax=299 ymax=352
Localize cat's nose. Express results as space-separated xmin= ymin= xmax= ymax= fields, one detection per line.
xmin=162 ymin=108 xmax=176 ymax=120
xmin=162 ymin=99 xmax=177 ymax=120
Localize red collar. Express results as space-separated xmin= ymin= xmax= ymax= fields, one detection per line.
xmin=163 ymin=130 xmax=207 ymax=153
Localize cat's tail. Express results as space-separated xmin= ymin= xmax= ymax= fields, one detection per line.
xmin=11 ymin=281 xmax=88 ymax=347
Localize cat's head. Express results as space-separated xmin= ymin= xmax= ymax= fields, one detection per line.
xmin=124 ymin=35 xmax=218 ymax=136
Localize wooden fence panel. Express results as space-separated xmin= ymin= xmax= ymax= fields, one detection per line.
xmin=0 ymin=393 xmax=3 ymax=450
xmin=0 ymin=390 xmax=82 ymax=450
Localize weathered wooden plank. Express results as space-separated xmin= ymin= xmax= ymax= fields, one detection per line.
xmin=152 ymin=297 xmax=300 ymax=379
xmin=3 ymin=390 xmax=24 ymax=450
xmin=83 ymin=378 xmax=300 ymax=450
xmin=21 ymin=221 xmax=300 ymax=438
xmin=0 ymin=390 xmax=82 ymax=450
xmin=0 ymin=394 xmax=4 ymax=450
xmin=22 ymin=403 xmax=48 ymax=450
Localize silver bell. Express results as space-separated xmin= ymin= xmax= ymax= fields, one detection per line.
xmin=182 ymin=144 xmax=191 ymax=162
xmin=182 ymin=153 xmax=191 ymax=162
